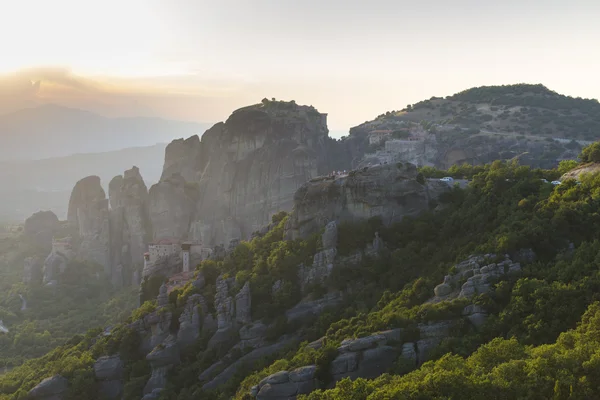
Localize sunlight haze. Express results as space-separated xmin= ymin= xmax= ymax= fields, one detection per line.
xmin=1 ymin=0 xmax=599 ymax=132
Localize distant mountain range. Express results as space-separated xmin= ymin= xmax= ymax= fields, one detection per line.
xmin=0 ymin=104 xmax=212 ymax=160
xmin=0 ymin=144 xmax=168 ymax=222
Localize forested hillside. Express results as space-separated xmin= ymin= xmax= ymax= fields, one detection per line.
xmin=4 ymin=143 xmax=600 ymax=400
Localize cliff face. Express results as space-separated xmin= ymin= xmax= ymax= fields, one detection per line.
xmin=284 ymin=162 xmax=449 ymax=240
xmin=156 ymin=101 xmax=331 ymax=246
xmin=64 ymin=166 xmax=152 ymax=286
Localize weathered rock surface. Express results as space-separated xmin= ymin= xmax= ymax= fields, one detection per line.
xmin=202 ymin=335 xmax=299 ymax=391
xmin=177 ymin=294 xmax=207 ymax=348
xmin=23 ymin=211 xmax=60 ymax=251
xmin=69 ymin=176 xmax=111 ymax=276
xmin=432 ymin=254 xmax=522 ymax=302
xmin=28 ymin=375 xmax=68 ymax=400
xmin=235 ymin=281 xmax=252 ymax=325
xmin=67 ymin=175 xmax=106 ymax=227
xmin=208 ymin=275 xmax=236 ymax=346
xmin=94 ymin=355 xmax=124 ymax=400
xmin=159 ymin=102 xmax=332 ymax=247
xmin=108 ymin=166 xmax=152 ymax=269
xmin=144 ymin=336 xmax=180 ymax=395
xmin=157 ymin=283 xmax=168 ymax=308
xmin=284 ymin=162 xmax=449 ymax=240
xmin=462 ymin=304 xmax=488 ymax=329
xmin=161 ymin=135 xmax=203 ymax=183
xmin=254 ymin=365 xmax=317 ymax=400
xmin=128 ymin=309 xmax=173 ymax=354
xmin=249 ymin=366 xmax=316 ymax=399
xmin=417 ymin=321 xmax=454 ymax=365
xmin=148 ymin=173 xmax=197 ymax=241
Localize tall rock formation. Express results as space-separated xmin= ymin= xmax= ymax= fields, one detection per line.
xmin=158 ymin=100 xmax=332 ymax=247
xmin=64 ymin=167 xmax=153 ymax=286
xmin=67 ymin=176 xmax=106 ymax=227
xmin=284 ymin=162 xmax=450 ymax=240
xmin=23 ymin=211 xmax=60 ymax=252
xmin=109 ymin=166 xmax=152 ymax=268
xmin=148 ymin=173 xmax=196 ymax=241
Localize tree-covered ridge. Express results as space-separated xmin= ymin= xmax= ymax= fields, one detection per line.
xmin=447 ymin=83 xmax=600 ymax=113
xmin=300 ymin=301 xmax=600 ymax=400
xmin=5 ymin=145 xmax=600 ymax=399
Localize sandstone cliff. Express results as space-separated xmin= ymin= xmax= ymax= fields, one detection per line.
xmin=156 ymin=100 xmax=333 ymax=247
xmin=284 ymin=162 xmax=449 ymax=240
xmin=63 ymin=166 xmax=153 ymax=286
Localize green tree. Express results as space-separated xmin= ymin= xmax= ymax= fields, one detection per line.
xmin=579 ymin=142 xmax=600 ymax=163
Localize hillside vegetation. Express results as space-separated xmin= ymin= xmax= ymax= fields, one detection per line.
xmin=399 ymin=84 xmax=600 ymax=140
xmin=4 ymin=143 xmax=600 ymax=399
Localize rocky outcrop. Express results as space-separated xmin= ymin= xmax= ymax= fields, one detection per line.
xmin=298 ymin=222 xmax=337 ymax=292
xmin=63 ymin=167 xmax=153 ymax=286
xmin=158 ymin=101 xmax=332 ymax=247
xmin=284 ymin=163 xmax=449 ymax=240
xmin=42 ymin=240 xmax=74 ymax=284
xmin=432 ymin=254 xmax=522 ymax=302
xmin=161 ymin=135 xmax=203 ymax=183
xmin=67 ymin=176 xmax=106 ymax=227
xmin=23 ymin=256 xmax=43 ymax=284
xmin=23 ymin=211 xmax=60 ymax=251
xmin=208 ymin=275 xmax=237 ymax=346
xmin=77 ymin=196 xmax=111 ymax=275
xmin=462 ymin=304 xmax=488 ymax=330
xmin=177 ymin=294 xmax=207 ymax=347
xmin=560 ymin=162 xmax=600 ymax=181
xmin=108 ymin=166 xmax=152 ymax=271
xmin=417 ymin=321 xmax=454 ymax=365
xmin=28 ymin=375 xmax=68 ymax=400
xmin=128 ymin=309 xmax=173 ymax=354
xmin=144 ymin=336 xmax=180 ymax=395
xmin=285 ymin=292 xmax=343 ymax=324
xmin=94 ymin=355 xmax=124 ymax=400
xmin=156 ymin=283 xmax=168 ymax=308
xmin=235 ymin=282 xmax=252 ymax=325
xmin=202 ymin=335 xmax=299 ymax=391
xmin=148 ymin=173 xmax=197 ymax=241
xmin=252 ymin=366 xmax=318 ymax=400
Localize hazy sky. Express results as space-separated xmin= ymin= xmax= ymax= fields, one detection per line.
xmin=1 ymin=0 xmax=600 ymax=134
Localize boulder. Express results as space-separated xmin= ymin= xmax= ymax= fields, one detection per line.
xmin=356 ymin=345 xmax=398 ymax=379
xmin=256 ymin=382 xmax=298 ymax=399
xmin=94 ymin=356 xmax=123 ymax=380
xmin=289 ymin=365 xmax=316 ymax=383
xmin=338 ymin=334 xmax=386 ymax=353
xmin=28 ymin=375 xmax=68 ymax=400
xmin=330 ymin=352 xmax=359 ymax=375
